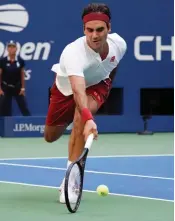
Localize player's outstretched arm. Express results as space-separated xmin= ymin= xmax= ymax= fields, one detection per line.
xmin=69 ymin=75 xmax=88 ymax=112
xmin=69 ymin=75 xmax=97 ymax=140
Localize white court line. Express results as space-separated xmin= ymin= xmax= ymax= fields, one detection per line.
xmin=0 ymin=154 xmax=173 ymax=161
xmin=0 ymin=162 xmax=173 ymax=180
xmin=0 ymin=181 xmax=173 ymax=203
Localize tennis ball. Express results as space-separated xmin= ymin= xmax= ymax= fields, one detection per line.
xmin=96 ymin=185 xmax=109 ymax=196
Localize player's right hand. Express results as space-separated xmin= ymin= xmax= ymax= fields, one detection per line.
xmin=0 ymin=89 xmax=4 ymax=95
xmin=83 ymin=119 xmax=98 ymax=141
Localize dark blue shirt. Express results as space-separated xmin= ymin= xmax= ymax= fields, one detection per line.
xmin=0 ymin=56 xmax=25 ymax=86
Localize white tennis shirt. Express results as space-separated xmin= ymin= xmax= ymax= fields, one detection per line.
xmin=51 ymin=33 xmax=127 ymax=96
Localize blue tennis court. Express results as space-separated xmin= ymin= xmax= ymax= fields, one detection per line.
xmin=0 ymin=155 xmax=173 ymax=201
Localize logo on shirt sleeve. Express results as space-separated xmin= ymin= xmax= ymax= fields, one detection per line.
xmin=110 ymin=56 xmax=115 ymax=62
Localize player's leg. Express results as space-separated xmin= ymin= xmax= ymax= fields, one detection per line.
xmin=59 ymin=95 xmax=98 ymax=203
xmin=44 ymin=83 xmax=76 ymax=143
xmin=44 ymin=125 xmax=66 ymax=142
xmin=59 ymin=79 xmax=112 ymax=203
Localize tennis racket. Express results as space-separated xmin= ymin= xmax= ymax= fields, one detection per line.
xmin=64 ymin=133 xmax=94 ymax=213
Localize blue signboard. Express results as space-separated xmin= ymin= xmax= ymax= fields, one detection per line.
xmin=0 ymin=0 xmax=173 ymax=135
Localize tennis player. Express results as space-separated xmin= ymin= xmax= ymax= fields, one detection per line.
xmin=44 ymin=3 xmax=127 ymax=203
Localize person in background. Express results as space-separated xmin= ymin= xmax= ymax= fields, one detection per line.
xmin=0 ymin=40 xmax=30 ymax=116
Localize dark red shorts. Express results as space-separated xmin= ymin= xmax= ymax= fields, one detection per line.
xmin=46 ymin=79 xmax=111 ymax=126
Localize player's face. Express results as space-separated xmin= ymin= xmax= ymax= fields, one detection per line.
xmin=84 ymin=20 xmax=111 ymax=52
xmin=7 ymin=45 xmax=17 ymax=56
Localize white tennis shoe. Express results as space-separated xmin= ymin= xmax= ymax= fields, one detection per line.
xmin=59 ymin=178 xmax=78 ymax=204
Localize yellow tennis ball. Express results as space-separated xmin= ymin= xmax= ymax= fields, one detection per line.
xmin=96 ymin=185 xmax=109 ymax=196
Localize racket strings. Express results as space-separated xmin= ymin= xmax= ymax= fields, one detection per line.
xmin=67 ymin=164 xmax=81 ymax=195
xmin=65 ymin=134 xmax=94 ymax=213
xmin=66 ymin=164 xmax=81 ymax=208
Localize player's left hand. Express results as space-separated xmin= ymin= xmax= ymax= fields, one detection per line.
xmin=83 ymin=119 xmax=98 ymax=141
xmin=19 ymin=89 xmax=25 ymax=96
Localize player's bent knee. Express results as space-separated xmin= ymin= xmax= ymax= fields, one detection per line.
xmin=44 ymin=125 xmax=65 ymax=143
xmin=44 ymin=134 xmax=58 ymax=143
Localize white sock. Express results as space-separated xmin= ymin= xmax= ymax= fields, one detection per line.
xmin=67 ymin=160 xmax=72 ymax=168
xmin=59 ymin=161 xmax=72 ymax=188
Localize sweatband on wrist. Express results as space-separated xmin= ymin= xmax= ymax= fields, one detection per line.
xmin=81 ymin=108 xmax=93 ymax=123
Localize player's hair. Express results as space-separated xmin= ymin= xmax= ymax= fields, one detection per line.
xmin=82 ymin=3 xmax=111 ymax=21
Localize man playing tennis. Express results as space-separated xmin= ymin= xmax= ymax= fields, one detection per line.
xmin=44 ymin=3 xmax=127 ymax=203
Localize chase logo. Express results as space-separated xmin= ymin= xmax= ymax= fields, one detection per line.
xmin=0 ymin=4 xmax=29 ymax=32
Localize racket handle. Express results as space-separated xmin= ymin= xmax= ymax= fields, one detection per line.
xmin=85 ymin=133 xmax=94 ymax=149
